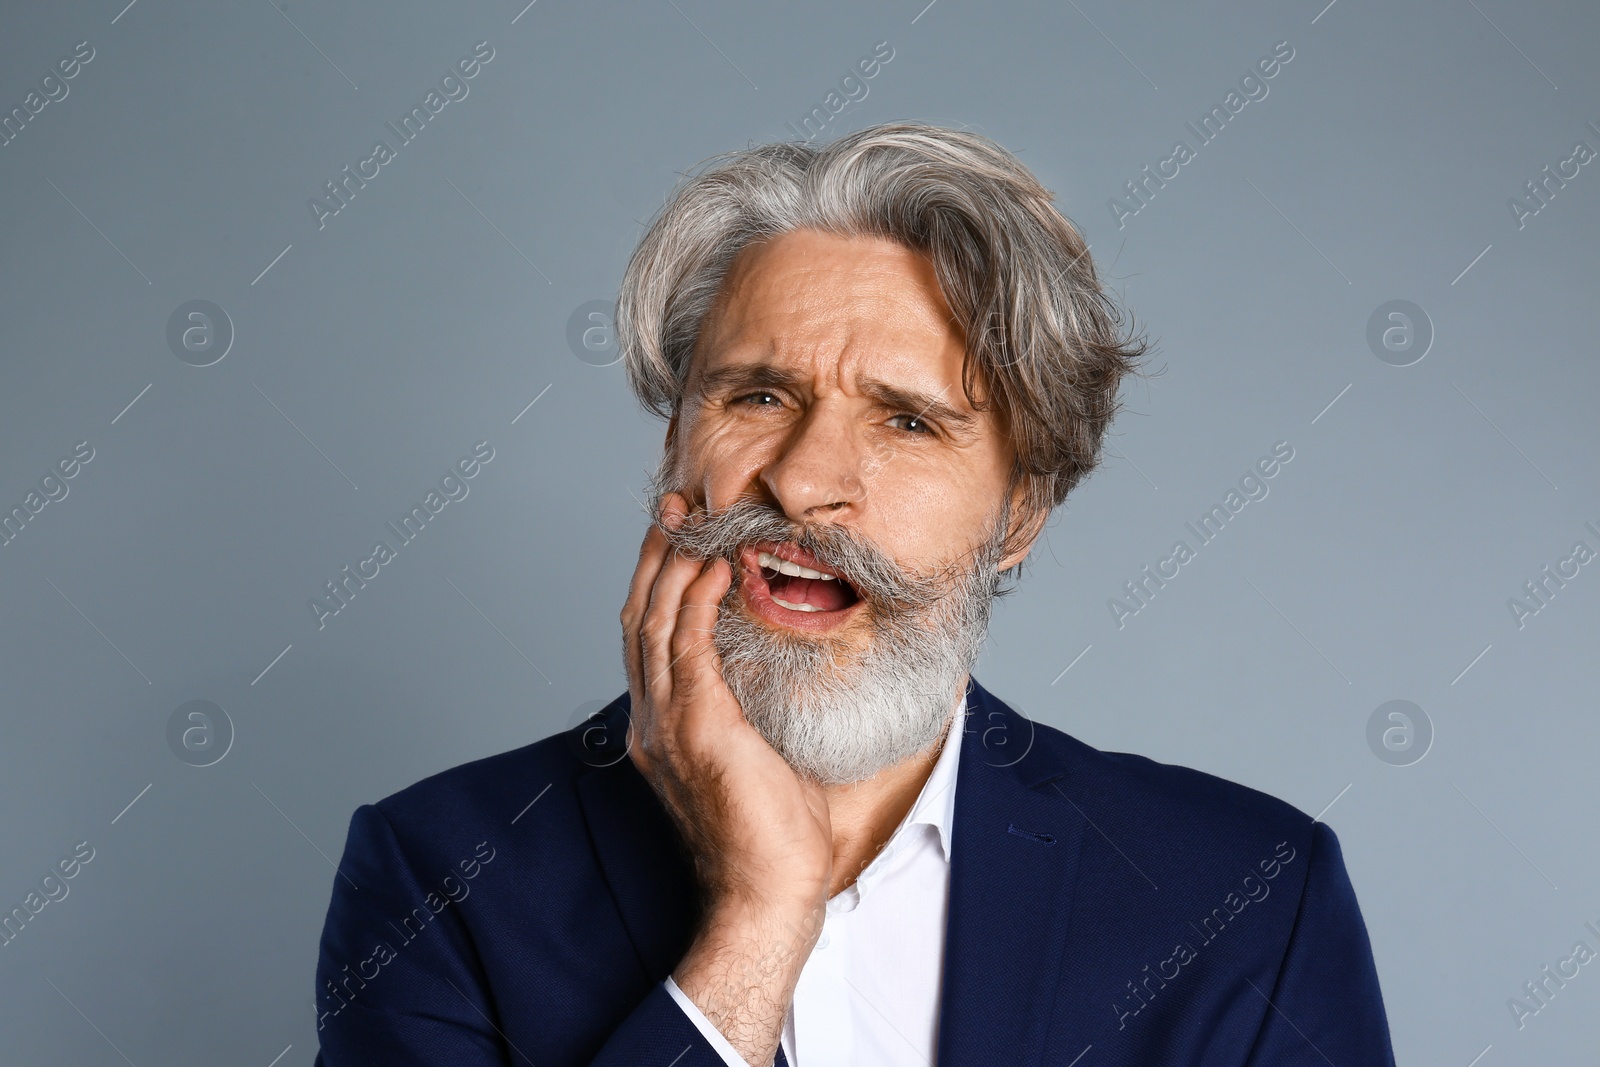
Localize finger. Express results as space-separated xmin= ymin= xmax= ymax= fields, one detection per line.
xmin=623 ymin=535 xmax=666 ymax=765
xmin=652 ymin=557 xmax=733 ymax=839
xmin=637 ymin=492 xmax=696 ymax=689
xmin=669 ymin=557 xmax=735 ymax=716
xmin=640 ymin=539 xmax=715 ymax=708
xmin=622 ymin=496 xmax=683 ymax=772
xmin=622 ymin=525 xmax=669 ymax=657
xmin=621 ymin=491 xmax=688 ymax=661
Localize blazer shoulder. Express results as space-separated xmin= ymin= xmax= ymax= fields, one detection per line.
xmin=1027 ymin=716 xmax=1318 ymax=861
xmin=363 ymin=711 xmax=609 ymax=850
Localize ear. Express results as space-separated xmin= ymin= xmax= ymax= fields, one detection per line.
xmin=997 ymin=477 xmax=1049 ymax=572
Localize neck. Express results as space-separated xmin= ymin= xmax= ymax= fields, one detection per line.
xmin=818 ymin=675 xmax=967 ymax=898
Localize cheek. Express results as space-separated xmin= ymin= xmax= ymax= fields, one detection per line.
xmin=901 ymin=441 xmax=1008 ymax=510
xmin=677 ymin=418 xmax=772 ymax=504
xmin=865 ymin=462 xmax=990 ymax=559
xmin=924 ymin=444 xmax=1016 ymax=540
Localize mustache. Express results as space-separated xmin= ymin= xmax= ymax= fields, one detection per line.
xmin=644 ymin=492 xmax=988 ymax=614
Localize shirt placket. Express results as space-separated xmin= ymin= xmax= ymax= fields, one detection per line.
xmin=791 ymin=888 xmax=858 ymax=1063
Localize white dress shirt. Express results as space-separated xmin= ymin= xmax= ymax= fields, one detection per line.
xmin=665 ymin=696 xmax=964 ymax=1066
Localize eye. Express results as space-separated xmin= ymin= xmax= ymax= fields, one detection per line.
xmin=889 ymin=413 xmax=935 ymax=435
xmin=734 ymin=391 xmax=782 ymax=408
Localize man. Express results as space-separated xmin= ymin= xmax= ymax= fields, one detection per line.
xmin=313 ymin=122 xmax=1396 ymax=1065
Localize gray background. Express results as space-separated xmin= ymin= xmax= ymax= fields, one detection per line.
xmin=1 ymin=0 xmax=1595 ymax=1062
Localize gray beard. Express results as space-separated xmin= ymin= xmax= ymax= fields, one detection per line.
xmin=710 ymin=517 xmax=1008 ymax=786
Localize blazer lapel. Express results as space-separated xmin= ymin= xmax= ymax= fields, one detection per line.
xmin=575 ymin=693 xmax=704 ymax=982
xmin=936 ymin=677 xmax=1089 ymax=1065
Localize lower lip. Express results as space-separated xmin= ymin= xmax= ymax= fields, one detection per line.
xmin=737 ymin=548 xmax=864 ymax=634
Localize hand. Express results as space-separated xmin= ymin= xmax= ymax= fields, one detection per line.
xmin=620 ymin=491 xmax=831 ymax=1064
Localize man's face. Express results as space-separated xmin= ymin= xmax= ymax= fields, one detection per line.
xmin=646 ymin=228 xmax=1038 ymax=785
xmin=665 ymin=227 xmax=1030 ymax=637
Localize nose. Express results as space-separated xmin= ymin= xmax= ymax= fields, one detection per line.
xmin=759 ymin=399 xmax=867 ymax=526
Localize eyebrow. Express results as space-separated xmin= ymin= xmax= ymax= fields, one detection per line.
xmin=863 ymin=379 xmax=978 ymax=431
xmin=693 ymin=363 xmax=979 ymax=431
xmin=695 ymin=363 xmax=803 ymax=397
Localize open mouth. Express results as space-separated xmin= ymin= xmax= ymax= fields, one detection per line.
xmin=738 ymin=543 xmax=863 ymax=631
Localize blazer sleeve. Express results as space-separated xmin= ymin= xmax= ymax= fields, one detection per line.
xmin=312 ymin=803 xmax=740 ymax=1066
xmin=1241 ymin=820 xmax=1398 ymax=1067
xmin=666 ymin=975 xmax=758 ymax=1067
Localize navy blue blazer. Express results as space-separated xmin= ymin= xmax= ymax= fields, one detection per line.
xmin=313 ymin=677 xmax=1396 ymax=1065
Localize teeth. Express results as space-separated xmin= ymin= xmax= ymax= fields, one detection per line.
xmin=771 ymin=596 xmax=822 ymax=613
xmin=757 ymin=550 xmax=836 ymax=581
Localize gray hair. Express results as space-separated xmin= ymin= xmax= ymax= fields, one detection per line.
xmin=616 ymin=120 xmax=1152 ymax=537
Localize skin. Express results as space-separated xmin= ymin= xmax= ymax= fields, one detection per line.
xmin=620 ymin=228 xmax=1047 ymax=1066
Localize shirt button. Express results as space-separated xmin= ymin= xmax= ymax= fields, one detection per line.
xmin=816 ymin=930 xmax=830 ymax=949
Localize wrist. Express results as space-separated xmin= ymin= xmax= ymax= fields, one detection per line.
xmin=679 ymin=893 xmax=824 ymax=982
xmin=671 ymin=896 xmax=822 ymax=1060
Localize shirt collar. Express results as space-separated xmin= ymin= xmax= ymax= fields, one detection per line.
xmin=835 ymin=690 xmax=967 ymax=908
xmin=901 ymin=688 xmax=965 ymax=862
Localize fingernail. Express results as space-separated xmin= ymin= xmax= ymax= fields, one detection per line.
xmin=662 ymin=496 xmax=686 ymax=531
